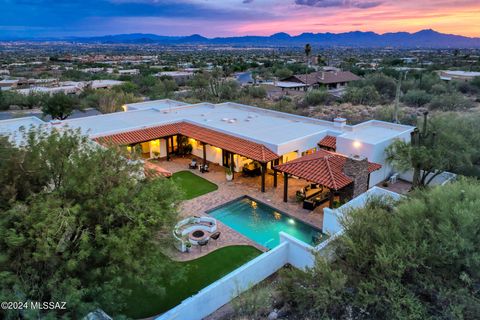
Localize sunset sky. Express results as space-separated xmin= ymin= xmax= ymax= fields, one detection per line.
xmin=2 ymin=0 xmax=480 ymax=38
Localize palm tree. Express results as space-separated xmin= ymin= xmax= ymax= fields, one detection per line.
xmin=304 ymin=43 xmax=311 ymax=91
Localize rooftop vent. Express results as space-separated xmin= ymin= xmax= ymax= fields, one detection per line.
xmin=221 ymin=118 xmax=229 ymax=122
xmin=228 ymin=119 xmax=237 ymax=123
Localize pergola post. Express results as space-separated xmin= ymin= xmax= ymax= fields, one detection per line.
xmin=329 ymin=191 xmax=335 ymax=208
xmin=273 ymin=168 xmax=278 ymax=188
xmin=165 ymin=137 xmax=170 ymax=161
xmin=202 ymin=143 xmax=207 ymax=167
xmin=230 ymin=152 xmax=235 ymax=180
xmin=261 ymin=162 xmax=266 ymax=192
xmin=283 ymin=172 xmax=288 ymax=202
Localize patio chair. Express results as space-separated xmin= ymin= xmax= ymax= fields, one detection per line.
xmin=209 ymin=232 xmax=221 ymax=246
xmin=389 ymin=173 xmax=399 ymax=184
xmin=197 ymin=239 xmax=209 ymax=252
xmin=189 ymin=159 xmax=198 ymax=169
xmin=200 ymin=164 xmax=209 ymax=173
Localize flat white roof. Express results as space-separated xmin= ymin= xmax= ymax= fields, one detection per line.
xmin=156 ymin=71 xmax=193 ymax=77
xmin=263 ymin=81 xmax=306 ymax=88
xmin=442 ymin=70 xmax=480 ymax=77
xmin=0 ymin=100 xmax=414 ymax=154
xmin=126 ymin=99 xmax=188 ymax=111
xmin=0 ymin=117 xmax=46 ymax=144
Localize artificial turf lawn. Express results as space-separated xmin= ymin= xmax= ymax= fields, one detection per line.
xmin=122 ymin=245 xmax=262 ymax=319
xmin=171 ymin=170 xmax=218 ymax=200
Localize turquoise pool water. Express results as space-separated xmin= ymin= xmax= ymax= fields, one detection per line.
xmin=207 ymin=197 xmax=325 ymax=249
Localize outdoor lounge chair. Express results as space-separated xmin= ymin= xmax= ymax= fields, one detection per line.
xmin=200 ymin=164 xmax=209 ymax=173
xmin=189 ymin=159 xmax=198 ymax=169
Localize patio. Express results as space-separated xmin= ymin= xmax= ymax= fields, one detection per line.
xmin=155 ymin=156 xmax=326 ymax=261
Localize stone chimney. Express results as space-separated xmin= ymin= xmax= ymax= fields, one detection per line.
xmin=343 ymin=155 xmax=369 ymax=199
xmin=333 ymin=117 xmax=346 ymax=128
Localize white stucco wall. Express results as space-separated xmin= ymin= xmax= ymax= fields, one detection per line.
xmin=322 ymin=186 xmax=403 ymax=235
xmin=336 ymin=129 xmax=412 ymax=187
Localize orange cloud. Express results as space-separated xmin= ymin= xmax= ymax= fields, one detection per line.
xmin=234 ymin=2 xmax=480 ymax=37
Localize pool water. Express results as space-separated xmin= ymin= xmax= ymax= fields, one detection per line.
xmin=207 ymin=197 xmax=325 ymax=249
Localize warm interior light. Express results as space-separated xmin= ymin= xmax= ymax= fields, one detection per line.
xmin=353 ymin=140 xmax=362 ymax=149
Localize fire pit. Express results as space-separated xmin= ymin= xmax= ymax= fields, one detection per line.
xmin=192 ymin=230 xmax=205 ymax=238
xmin=189 ymin=229 xmax=208 ymax=244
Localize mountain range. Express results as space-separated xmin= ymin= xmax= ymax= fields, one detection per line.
xmin=7 ymin=30 xmax=480 ymax=48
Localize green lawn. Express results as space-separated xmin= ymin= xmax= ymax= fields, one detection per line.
xmin=171 ymin=170 xmax=218 ymax=200
xmin=122 ymin=245 xmax=261 ymax=319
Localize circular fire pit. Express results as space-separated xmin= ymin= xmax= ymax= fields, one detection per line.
xmin=189 ymin=229 xmax=208 ymax=245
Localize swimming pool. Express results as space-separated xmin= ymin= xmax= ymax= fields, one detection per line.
xmin=207 ymin=196 xmax=326 ymax=249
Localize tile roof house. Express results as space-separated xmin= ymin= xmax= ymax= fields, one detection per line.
xmin=0 ymin=99 xmax=414 ymax=194
xmin=283 ymin=71 xmax=360 ymax=90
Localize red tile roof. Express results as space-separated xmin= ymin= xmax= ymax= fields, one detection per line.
xmin=95 ymin=122 xmax=279 ymax=163
xmin=318 ymin=135 xmax=337 ymax=149
xmin=274 ymin=149 xmax=381 ymax=190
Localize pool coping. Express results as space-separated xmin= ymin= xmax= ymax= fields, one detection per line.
xmin=205 ymin=195 xmax=328 ymax=246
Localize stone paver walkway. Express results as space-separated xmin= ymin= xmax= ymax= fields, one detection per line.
xmin=154 ymin=156 xmax=326 ymax=261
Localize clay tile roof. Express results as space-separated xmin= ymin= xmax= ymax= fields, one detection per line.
xmin=293 ymin=71 xmax=360 ymax=85
xmin=94 ymin=121 xmax=278 ymax=163
xmin=95 ymin=122 xmax=179 ymax=145
xmin=318 ymin=135 xmax=337 ymax=149
xmin=274 ymin=149 xmax=381 ymax=190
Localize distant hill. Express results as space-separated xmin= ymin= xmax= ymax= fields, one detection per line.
xmin=7 ymin=29 xmax=480 ymax=48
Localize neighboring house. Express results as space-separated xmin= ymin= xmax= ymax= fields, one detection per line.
xmin=89 ymin=80 xmax=125 ymax=90
xmin=155 ymin=71 xmax=194 ymax=85
xmin=0 ymin=79 xmax=19 ymax=91
xmin=283 ymin=70 xmax=361 ymax=90
xmin=13 ymin=80 xmax=124 ymax=95
xmin=118 ymin=69 xmax=140 ymax=76
xmin=438 ymin=70 xmax=480 ymax=82
xmin=16 ymin=85 xmax=81 ymax=96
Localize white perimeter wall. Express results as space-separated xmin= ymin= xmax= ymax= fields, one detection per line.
xmin=323 ymin=187 xmax=403 ymax=235
xmin=156 ymin=233 xmax=318 ymax=320
xmin=398 ymin=169 xmax=456 ymax=186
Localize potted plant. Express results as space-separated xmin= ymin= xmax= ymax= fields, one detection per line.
xmin=225 ymin=167 xmax=233 ymax=181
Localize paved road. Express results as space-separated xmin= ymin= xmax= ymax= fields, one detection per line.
xmin=0 ymin=108 xmax=102 ymax=121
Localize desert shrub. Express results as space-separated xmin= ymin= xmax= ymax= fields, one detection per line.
xmin=244 ymin=86 xmax=267 ymax=99
xmin=402 ymin=89 xmax=432 ymax=107
xmin=343 ymin=85 xmax=380 ymax=106
xmin=280 ymin=179 xmax=480 ymax=320
xmin=304 ymin=89 xmax=332 ymax=106
xmin=429 ymin=92 xmax=474 ymax=111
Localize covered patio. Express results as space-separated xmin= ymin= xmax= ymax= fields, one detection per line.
xmin=274 ymin=149 xmax=382 ymax=209
xmin=95 ymin=121 xmax=280 ymax=192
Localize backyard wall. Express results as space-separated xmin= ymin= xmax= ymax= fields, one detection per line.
xmin=398 ymin=170 xmax=456 ymax=186
xmin=156 ymin=233 xmax=317 ymax=320
xmin=323 ymin=187 xmax=402 ymax=235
